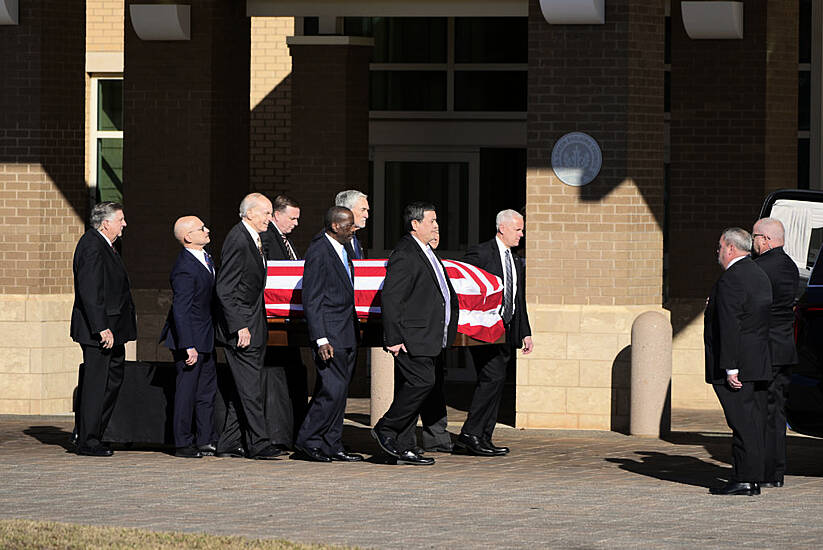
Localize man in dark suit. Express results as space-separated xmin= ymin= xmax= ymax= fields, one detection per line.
xmin=215 ymin=193 xmax=282 ymax=460
xmin=259 ymin=194 xmax=307 ymax=450
xmin=160 ymin=216 xmax=218 ymax=459
xmin=294 ymin=206 xmax=363 ymax=462
xmin=70 ymin=201 xmax=137 ymax=457
xmin=705 ymin=227 xmax=772 ymax=495
xmin=335 ymin=190 xmax=370 ymax=259
xmin=752 ymin=217 xmax=799 ymax=489
xmin=459 ymin=209 xmax=534 ymax=456
xmin=372 ymin=202 xmax=459 ymax=465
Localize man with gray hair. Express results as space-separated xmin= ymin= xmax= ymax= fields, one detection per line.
xmin=752 ymin=217 xmax=799 ymax=488
xmin=705 ymin=227 xmax=772 ymax=495
xmin=70 ymin=202 xmax=136 ymax=456
xmin=458 ymin=209 xmax=533 ymax=456
xmin=335 ymin=190 xmax=369 ymax=259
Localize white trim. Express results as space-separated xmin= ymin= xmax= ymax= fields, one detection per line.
xmin=86 ymin=52 xmax=124 ymax=73
xmin=248 ymin=0 xmax=527 ymax=17
xmin=286 ymin=35 xmax=374 ymax=47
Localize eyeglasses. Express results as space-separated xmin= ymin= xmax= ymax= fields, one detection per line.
xmin=187 ymin=225 xmax=208 ymax=235
xmin=752 ymin=233 xmax=770 ymax=240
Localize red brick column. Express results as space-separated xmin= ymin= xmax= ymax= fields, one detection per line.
xmin=123 ymin=0 xmax=250 ymax=290
xmin=287 ymin=37 xmax=372 ymax=252
xmin=668 ymin=0 xmax=798 ymax=300
xmin=520 ymin=0 xmax=666 ymax=430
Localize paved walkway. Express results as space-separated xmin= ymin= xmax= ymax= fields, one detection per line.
xmin=1 ymin=406 xmax=822 ymax=549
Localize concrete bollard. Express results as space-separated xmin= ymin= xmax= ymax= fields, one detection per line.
xmin=370 ymin=348 xmax=395 ymax=426
xmin=630 ymin=311 xmax=672 ymax=438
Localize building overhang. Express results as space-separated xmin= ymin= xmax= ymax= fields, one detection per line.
xmin=247 ymin=0 xmax=527 ymax=17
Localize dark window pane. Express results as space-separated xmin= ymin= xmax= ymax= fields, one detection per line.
xmin=370 ymin=71 xmax=447 ymax=110
xmin=454 ymin=71 xmax=526 ymax=111
xmin=664 ymin=71 xmax=671 ymax=113
xmin=345 ymin=18 xmax=447 ymax=63
xmin=800 ymin=0 xmax=811 ymax=63
xmin=799 ymin=138 xmax=810 ymax=190
xmin=98 ymin=80 xmax=123 ymax=131
xmin=384 ymin=162 xmax=468 ymax=250
xmin=303 ymin=16 xmax=319 ymax=36
xmin=455 ymin=17 xmax=527 ymax=63
xmin=479 ymin=149 xmax=526 ymax=243
xmin=800 ymin=70 xmax=811 ymax=131
xmin=664 ymin=16 xmax=671 ymax=65
xmin=97 ymin=138 xmax=123 ymax=203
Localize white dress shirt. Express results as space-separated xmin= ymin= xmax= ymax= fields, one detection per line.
xmin=185 ymin=247 xmax=212 ymax=274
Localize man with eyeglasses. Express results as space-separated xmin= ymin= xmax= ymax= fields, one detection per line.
xmin=752 ymin=218 xmax=799 ymax=489
xmin=160 ymin=216 xmax=219 ymax=458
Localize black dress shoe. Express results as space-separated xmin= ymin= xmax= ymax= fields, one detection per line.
xmin=175 ymin=446 xmax=203 ymax=459
xmin=482 ymin=438 xmax=509 ymax=455
xmin=370 ymin=428 xmax=402 ymax=459
xmin=197 ymin=443 xmax=217 ymax=456
xmin=454 ymin=433 xmax=497 ymax=457
xmin=330 ymin=450 xmax=364 ymax=462
xmin=709 ymin=481 xmax=760 ymax=495
xmin=761 ymin=480 xmax=784 ymax=488
xmin=77 ymin=445 xmax=113 ymax=457
xmin=215 ymin=446 xmax=245 ymax=458
xmin=395 ymin=450 xmax=435 ymax=465
xmin=250 ymin=444 xmax=284 ymax=460
xmin=296 ymin=446 xmax=332 ymax=462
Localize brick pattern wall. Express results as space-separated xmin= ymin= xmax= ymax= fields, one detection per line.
xmin=250 ymin=17 xmax=292 ymax=199
xmin=668 ymin=0 xmax=798 ymax=300
xmin=0 ymin=0 xmax=88 ymax=295
xmin=86 ymin=0 xmax=124 ymax=52
xmin=525 ymin=0 xmax=664 ymax=307
xmin=288 ymin=43 xmax=371 ymax=253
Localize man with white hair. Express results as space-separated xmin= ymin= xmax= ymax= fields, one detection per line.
xmin=458 ymin=209 xmax=533 ymax=456
xmin=70 ymin=202 xmax=137 ymax=456
xmin=335 ymin=190 xmax=369 ymax=259
xmin=752 ymin=217 xmax=799 ymax=489
xmin=705 ymin=227 xmax=772 ymax=495
xmin=215 ymin=193 xmax=282 ymax=460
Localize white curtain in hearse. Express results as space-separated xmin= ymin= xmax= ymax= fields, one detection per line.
xmin=770 ymin=199 xmax=823 ymax=274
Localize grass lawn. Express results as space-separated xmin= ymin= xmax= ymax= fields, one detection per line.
xmin=0 ymin=519 xmax=358 ymax=549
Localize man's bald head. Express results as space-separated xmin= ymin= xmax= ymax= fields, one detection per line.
xmin=753 ymin=217 xmax=785 ymax=255
xmin=173 ymin=216 xmax=210 ymax=249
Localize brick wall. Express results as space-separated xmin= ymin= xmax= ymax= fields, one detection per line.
xmin=250 ymin=17 xmax=293 ymax=199
xmin=526 ymin=0 xmax=664 ymax=307
xmin=287 ymin=41 xmax=371 ymax=253
xmin=0 ymin=0 xmax=87 ymax=295
xmin=86 ymin=0 xmax=124 ymax=52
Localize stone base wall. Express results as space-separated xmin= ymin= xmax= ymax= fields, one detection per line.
xmin=516 ymin=304 xmax=669 ymax=431
xmin=0 ymin=295 xmax=81 ymax=414
xmin=670 ymin=299 xmax=721 ymax=411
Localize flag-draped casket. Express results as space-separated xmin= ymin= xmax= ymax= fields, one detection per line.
xmin=264 ymin=259 xmax=505 ymax=343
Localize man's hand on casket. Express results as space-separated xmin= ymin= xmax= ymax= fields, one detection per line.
xmin=318 ymin=343 xmax=334 ymax=363
xmin=386 ymin=343 xmax=407 ymax=357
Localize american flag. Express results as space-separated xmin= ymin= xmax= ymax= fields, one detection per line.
xmin=264 ymin=259 xmax=505 ymax=343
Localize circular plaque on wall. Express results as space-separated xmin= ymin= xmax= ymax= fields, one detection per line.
xmin=550 ymin=132 xmax=602 ymax=187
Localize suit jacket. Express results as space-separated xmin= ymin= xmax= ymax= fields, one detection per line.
xmin=382 ymin=233 xmax=459 ymax=357
xmin=70 ymin=229 xmax=137 ymax=346
xmin=216 ymin=222 xmax=268 ymax=348
xmin=754 ymin=246 xmax=799 ymax=366
xmin=160 ymin=248 xmax=216 ymax=352
xmin=462 ymin=238 xmax=532 ymax=348
xmin=261 ymin=221 xmax=299 ymax=261
xmin=704 ymin=256 xmax=772 ymax=384
xmin=351 ymin=233 xmax=364 ymax=260
xmin=302 ymin=231 xmax=358 ymax=350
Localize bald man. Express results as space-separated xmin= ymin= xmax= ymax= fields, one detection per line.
xmin=752 ymin=217 xmax=799 ymax=488
xmin=160 ymin=216 xmax=218 ymax=458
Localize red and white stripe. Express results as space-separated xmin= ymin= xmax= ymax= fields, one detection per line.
xmin=264 ymin=259 xmax=505 ymax=343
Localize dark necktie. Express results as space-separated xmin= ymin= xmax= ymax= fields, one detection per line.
xmin=282 ymin=233 xmax=297 ymax=260
xmin=204 ymin=251 xmax=215 ymax=275
xmin=503 ymin=249 xmax=514 ymax=324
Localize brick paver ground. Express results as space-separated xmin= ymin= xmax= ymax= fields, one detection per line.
xmin=1 ymin=404 xmax=822 ymax=549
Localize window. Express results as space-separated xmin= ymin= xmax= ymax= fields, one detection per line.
xmin=90 ymin=77 xmax=124 ymax=205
